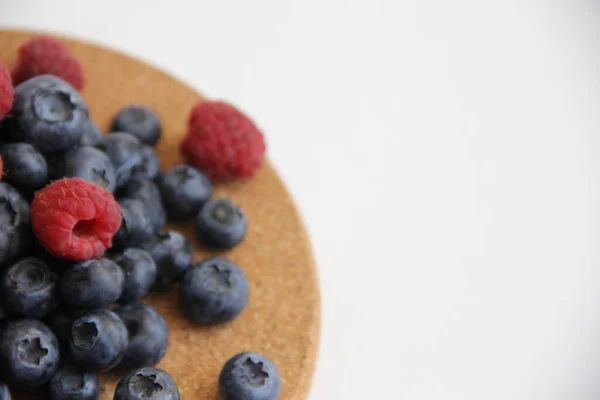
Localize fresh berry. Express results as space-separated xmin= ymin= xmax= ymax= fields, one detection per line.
xmin=0 ymin=257 xmax=59 ymax=318
xmin=158 ymin=165 xmax=212 ymax=221
xmin=69 ymin=309 xmax=128 ymax=372
xmin=114 ymin=199 xmax=153 ymax=248
xmin=9 ymin=75 xmax=87 ymax=153
xmin=49 ymin=365 xmax=99 ymax=400
xmin=142 ymin=231 xmax=193 ymax=291
xmin=44 ymin=308 xmax=74 ymax=356
xmin=179 ymin=258 xmax=249 ymax=324
xmin=0 ymin=319 xmax=60 ymax=387
xmin=31 ymin=178 xmax=122 ymax=261
xmin=131 ymin=145 xmax=161 ymax=181
xmin=117 ymin=179 xmax=166 ymax=233
xmin=0 ymin=62 xmax=14 ymax=121
xmin=108 ymin=248 xmax=157 ymax=304
xmin=181 ymin=101 xmax=266 ymax=181
xmin=60 ymin=258 xmax=124 ymax=309
xmin=96 ymin=132 xmax=143 ymax=188
xmin=12 ymin=36 xmax=84 ymax=90
xmin=54 ymin=145 xmax=117 ymax=191
xmin=0 ymin=142 xmax=48 ymax=192
xmin=0 ymin=382 xmax=10 ymax=400
xmin=78 ymin=119 xmax=104 ymax=147
xmin=0 ymin=181 xmax=33 ymax=265
xmin=111 ymin=104 xmax=162 ymax=145
xmin=115 ymin=303 xmax=168 ymax=371
xmin=114 ymin=367 xmax=181 ymax=400
xmin=196 ymin=198 xmax=247 ymax=249
xmin=219 ymin=352 xmax=281 ymax=400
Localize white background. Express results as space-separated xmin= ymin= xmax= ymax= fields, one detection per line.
xmin=1 ymin=1 xmax=599 ymax=399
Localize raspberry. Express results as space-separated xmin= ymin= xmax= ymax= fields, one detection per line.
xmin=31 ymin=178 xmax=122 ymax=261
xmin=180 ymin=101 xmax=266 ymax=181
xmin=12 ymin=36 xmax=84 ymax=90
xmin=0 ymin=61 xmax=14 ymax=120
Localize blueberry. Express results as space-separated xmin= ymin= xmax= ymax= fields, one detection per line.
xmin=9 ymin=75 xmax=88 ymax=153
xmin=49 ymin=365 xmax=99 ymax=400
xmin=78 ymin=119 xmax=104 ymax=147
xmin=96 ymin=132 xmax=143 ymax=188
xmin=179 ymin=258 xmax=249 ymax=324
xmin=117 ymin=179 xmax=166 ymax=233
xmin=158 ymin=165 xmax=212 ymax=221
xmin=60 ymin=258 xmax=124 ymax=309
xmin=219 ymin=352 xmax=281 ymax=400
xmin=108 ymin=248 xmax=157 ymax=304
xmin=44 ymin=308 xmax=74 ymax=356
xmin=115 ymin=303 xmax=168 ymax=371
xmin=131 ymin=145 xmax=161 ymax=181
xmin=196 ymin=198 xmax=248 ymax=249
xmin=0 ymin=143 xmax=48 ymax=192
xmin=0 ymin=182 xmax=33 ymax=266
xmin=54 ymin=146 xmax=117 ymax=191
xmin=114 ymin=367 xmax=180 ymax=400
xmin=0 ymin=319 xmax=60 ymax=387
xmin=0 ymin=382 xmax=10 ymax=400
xmin=69 ymin=309 xmax=128 ymax=372
xmin=111 ymin=105 xmax=162 ymax=146
xmin=142 ymin=231 xmax=193 ymax=291
xmin=114 ymin=199 xmax=154 ymax=248
xmin=0 ymin=257 xmax=59 ymax=318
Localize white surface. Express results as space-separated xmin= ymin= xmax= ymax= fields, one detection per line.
xmin=1 ymin=1 xmax=599 ymax=399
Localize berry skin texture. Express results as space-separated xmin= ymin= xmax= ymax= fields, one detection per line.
xmin=59 ymin=258 xmax=125 ymax=309
xmin=78 ymin=119 xmax=104 ymax=147
xmin=96 ymin=132 xmax=143 ymax=188
xmin=142 ymin=231 xmax=193 ymax=291
xmin=219 ymin=352 xmax=281 ymax=400
xmin=9 ymin=75 xmax=88 ymax=153
xmin=179 ymin=258 xmax=249 ymax=324
xmin=31 ymin=177 xmax=122 ymax=261
xmin=131 ymin=145 xmax=161 ymax=181
xmin=108 ymin=248 xmax=157 ymax=304
xmin=12 ymin=36 xmax=84 ymax=90
xmin=181 ymin=101 xmax=266 ymax=181
xmin=114 ymin=199 xmax=154 ymax=248
xmin=0 ymin=62 xmax=14 ymax=121
xmin=111 ymin=104 xmax=162 ymax=146
xmin=0 ymin=142 xmax=48 ymax=192
xmin=0 ymin=257 xmax=59 ymax=318
xmin=114 ymin=367 xmax=181 ymax=400
xmin=158 ymin=165 xmax=212 ymax=221
xmin=196 ymin=198 xmax=248 ymax=249
xmin=49 ymin=365 xmax=99 ymax=400
xmin=0 ymin=319 xmax=60 ymax=387
xmin=115 ymin=303 xmax=168 ymax=371
xmin=117 ymin=179 xmax=166 ymax=233
xmin=0 ymin=181 xmax=33 ymax=265
xmin=0 ymin=382 xmax=10 ymax=400
xmin=55 ymin=145 xmax=117 ymax=192
xmin=69 ymin=309 xmax=129 ymax=372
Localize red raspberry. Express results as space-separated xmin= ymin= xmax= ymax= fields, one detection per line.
xmin=31 ymin=178 xmax=122 ymax=261
xmin=0 ymin=61 xmax=14 ymax=120
xmin=180 ymin=101 xmax=266 ymax=181
xmin=12 ymin=36 xmax=84 ymax=90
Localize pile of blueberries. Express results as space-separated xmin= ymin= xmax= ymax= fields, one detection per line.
xmin=0 ymin=75 xmax=281 ymax=399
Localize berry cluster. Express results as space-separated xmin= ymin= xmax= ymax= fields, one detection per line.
xmin=0 ymin=36 xmax=278 ymax=400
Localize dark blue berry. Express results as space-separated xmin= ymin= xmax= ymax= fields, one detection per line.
xmin=96 ymin=132 xmax=143 ymax=188
xmin=117 ymin=179 xmax=166 ymax=233
xmin=55 ymin=146 xmax=117 ymax=192
xmin=0 ymin=143 xmax=48 ymax=192
xmin=59 ymin=258 xmax=124 ymax=309
xmin=115 ymin=303 xmax=168 ymax=371
xmin=142 ymin=231 xmax=193 ymax=291
xmin=108 ymin=248 xmax=157 ymax=304
xmin=0 ymin=182 xmax=33 ymax=266
xmin=179 ymin=258 xmax=249 ymax=324
xmin=111 ymin=105 xmax=162 ymax=146
xmin=114 ymin=199 xmax=154 ymax=248
xmin=196 ymin=198 xmax=247 ymax=249
xmin=68 ymin=309 xmax=128 ymax=372
xmin=114 ymin=367 xmax=180 ymax=400
xmin=9 ymin=75 xmax=87 ymax=153
xmin=78 ymin=119 xmax=104 ymax=147
xmin=0 ymin=319 xmax=60 ymax=387
xmin=219 ymin=352 xmax=281 ymax=400
xmin=131 ymin=145 xmax=161 ymax=181
xmin=0 ymin=382 xmax=10 ymax=400
xmin=49 ymin=365 xmax=99 ymax=400
xmin=0 ymin=257 xmax=59 ymax=318
xmin=158 ymin=165 xmax=212 ymax=221
xmin=44 ymin=308 xmax=74 ymax=357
